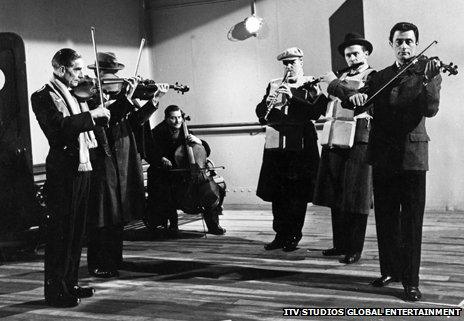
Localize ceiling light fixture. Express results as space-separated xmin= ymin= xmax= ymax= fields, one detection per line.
xmin=244 ymin=0 xmax=263 ymax=36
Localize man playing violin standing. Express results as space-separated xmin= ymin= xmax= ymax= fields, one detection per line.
xmin=85 ymin=52 xmax=169 ymax=278
xmin=31 ymin=48 xmax=110 ymax=307
xmin=349 ymin=22 xmax=441 ymax=301
xmin=313 ymin=33 xmax=375 ymax=265
xmin=256 ymin=47 xmax=327 ymax=252
xmin=144 ymin=105 xmax=226 ymax=235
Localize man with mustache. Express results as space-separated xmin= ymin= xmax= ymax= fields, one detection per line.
xmin=314 ymin=33 xmax=375 ymax=265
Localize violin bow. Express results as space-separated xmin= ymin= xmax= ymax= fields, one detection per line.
xmin=134 ymin=38 xmax=146 ymax=77
xmin=90 ymin=27 xmax=106 ymax=111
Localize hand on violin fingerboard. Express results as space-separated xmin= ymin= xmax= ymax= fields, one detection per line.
xmin=186 ymin=134 xmax=202 ymax=146
xmin=125 ymin=76 xmax=141 ymax=100
xmin=151 ymin=83 xmax=170 ymax=105
xmin=155 ymin=83 xmax=170 ymax=97
xmin=424 ymin=58 xmax=441 ymax=81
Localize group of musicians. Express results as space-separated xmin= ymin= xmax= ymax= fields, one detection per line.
xmin=32 ymin=20 xmax=442 ymax=307
xmin=257 ymin=21 xmax=441 ymax=303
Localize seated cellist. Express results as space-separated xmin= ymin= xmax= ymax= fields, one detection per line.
xmin=144 ymin=105 xmax=226 ymax=236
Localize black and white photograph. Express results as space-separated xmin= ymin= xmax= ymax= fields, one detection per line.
xmin=0 ymin=0 xmax=462 ymax=320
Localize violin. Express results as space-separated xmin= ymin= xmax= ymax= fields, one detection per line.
xmin=408 ymin=55 xmax=458 ymax=76
xmin=103 ymin=78 xmax=190 ymax=100
xmin=72 ymin=75 xmax=189 ymax=101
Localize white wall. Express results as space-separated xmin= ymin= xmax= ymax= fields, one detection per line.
xmin=0 ymin=0 xmax=151 ymax=164
xmin=363 ymin=0 xmax=464 ymax=210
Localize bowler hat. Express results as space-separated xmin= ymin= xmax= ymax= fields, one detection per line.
xmin=337 ymin=33 xmax=373 ymax=56
xmin=87 ymin=52 xmax=125 ymax=70
xmin=277 ymin=47 xmax=304 ymax=61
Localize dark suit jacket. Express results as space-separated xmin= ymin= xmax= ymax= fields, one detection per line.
xmin=362 ymin=63 xmax=441 ymax=171
xmin=31 ymin=84 xmax=95 ymax=209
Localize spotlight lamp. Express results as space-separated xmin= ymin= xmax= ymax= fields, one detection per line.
xmin=246 ymin=0 xmax=264 ymax=36
xmin=227 ymin=0 xmax=265 ymax=41
xmin=245 ymin=14 xmax=263 ymax=35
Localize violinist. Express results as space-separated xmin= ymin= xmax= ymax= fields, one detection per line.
xmin=348 ymin=22 xmax=441 ymax=301
xmin=313 ymin=33 xmax=375 ymax=265
xmin=85 ymin=52 xmax=169 ymax=278
xmin=144 ymin=105 xmax=226 ymax=235
xmin=256 ymin=47 xmax=327 ymax=252
xmin=31 ymin=48 xmax=110 ymax=307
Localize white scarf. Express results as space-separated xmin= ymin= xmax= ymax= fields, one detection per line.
xmin=49 ymin=77 xmax=98 ymax=172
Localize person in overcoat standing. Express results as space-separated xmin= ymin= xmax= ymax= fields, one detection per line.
xmin=313 ymin=33 xmax=375 ymax=264
xmin=85 ymin=52 xmax=169 ymax=278
xmin=256 ymin=47 xmax=327 ymax=252
xmin=31 ymin=48 xmax=110 ymax=307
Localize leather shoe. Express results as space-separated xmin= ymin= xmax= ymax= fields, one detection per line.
xmin=89 ymin=268 xmax=119 ymax=278
xmin=264 ymin=238 xmax=285 ymax=250
xmin=208 ymin=226 xmax=226 ymax=235
xmin=282 ymin=238 xmax=299 ymax=252
xmin=339 ymin=253 xmax=361 ymax=264
xmin=404 ymin=286 xmax=422 ymax=301
xmin=45 ymin=293 xmax=80 ymax=308
xmin=322 ymin=248 xmax=344 ymax=256
xmin=69 ymin=285 xmax=95 ymax=298
xmin=371 ymin=275 xmax=398 ymax=287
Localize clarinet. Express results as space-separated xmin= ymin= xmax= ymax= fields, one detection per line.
xmin=264 ymin=69 xmax=290 ymax=121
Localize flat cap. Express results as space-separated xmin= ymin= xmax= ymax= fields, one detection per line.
xmin=277 ymin=47 xmax=304 ymax=61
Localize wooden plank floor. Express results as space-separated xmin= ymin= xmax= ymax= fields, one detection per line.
xmin=0 ymin=206 xmax=463 ymax=320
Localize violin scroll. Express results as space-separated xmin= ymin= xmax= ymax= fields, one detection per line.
xmin=438 ymin=60 xmax=458 ymax=76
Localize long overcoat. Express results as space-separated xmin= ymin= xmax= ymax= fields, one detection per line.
xmin=313 ymin=69 xmax=375 ymax=215
xmin=255 ymin=79 xmax=327 ymax=202
xmin=88 ymin=97 xmax=158 ymax=227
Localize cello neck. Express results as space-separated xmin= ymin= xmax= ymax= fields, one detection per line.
xmin=182 ymin=118 xmax=196 ymax=165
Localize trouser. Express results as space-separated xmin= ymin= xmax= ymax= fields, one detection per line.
xmin=87 ymin=224 xmax=124 ymax=272
xmin=203 ymin=205 xmax=222 ymax=231
xmin=44 ymin=171 xmax=91 ymax=299
xmin=272 ymin=195 xmax=308 ymax=242
xmin=373 ymin=168 xmax=426 ymax=287
xmin=331 ymin=209 xmax=368 ymax=254
xmin=146 ymin=167 xmax=225 ymax=230
xmin=145 ymin=169 xmax=177 ymax=228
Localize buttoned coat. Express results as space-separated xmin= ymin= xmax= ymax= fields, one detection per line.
xmin=31 ymin=84 xmax=95 ymax=207
xmin=362 ymin=63 xmax=441 ymax=170
xmin=255 ymin=79 xmax=327 ymax=202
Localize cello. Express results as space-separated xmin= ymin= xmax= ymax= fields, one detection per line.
xmin=172 ymin=114 xmax=221 ymax=214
